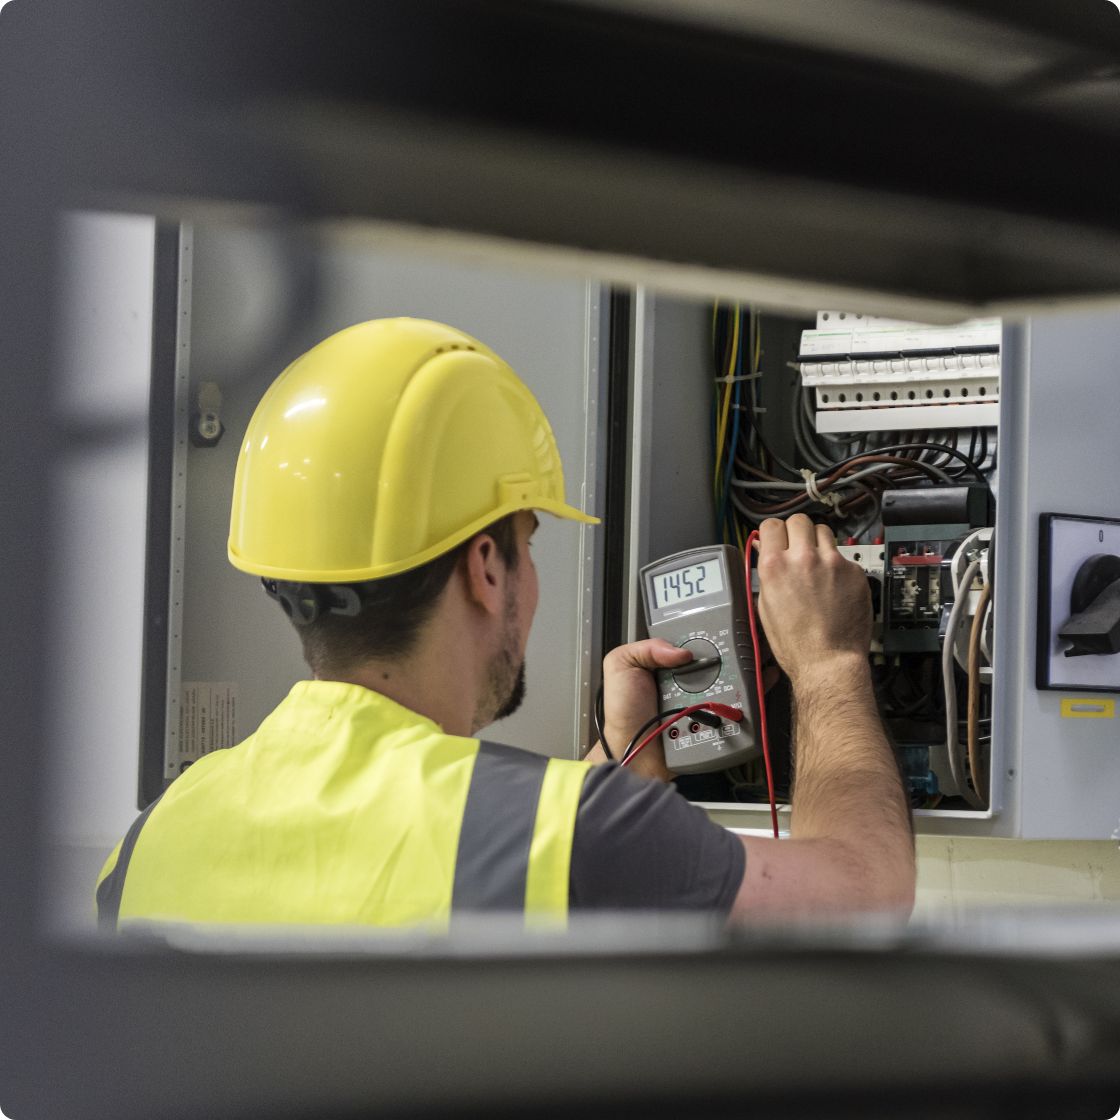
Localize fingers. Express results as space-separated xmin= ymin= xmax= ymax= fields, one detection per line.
xmin=760 ymin=514 xmax=836 ymax=555
xmin=784 ymin=513 xmax=817 ymax=551
xmin=604 ymin=638 xmax=692 ymax=673
xmin=758 ymin=517 xmax=788 ymax=551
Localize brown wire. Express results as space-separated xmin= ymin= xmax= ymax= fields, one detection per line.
xmin=732 ymin=454 xmax=956 ymax=515
xmin=967 ymin=582 xmax=992 ymax=806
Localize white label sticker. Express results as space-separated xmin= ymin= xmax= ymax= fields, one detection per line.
xmin=177 ymin=682 xmax=239 ymax=770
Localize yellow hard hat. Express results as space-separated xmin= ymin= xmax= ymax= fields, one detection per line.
xmin=228 ymin=318 xmax=598 ymax=582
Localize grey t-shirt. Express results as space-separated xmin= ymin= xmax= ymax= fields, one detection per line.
xmin=568 ymin=763 xmax=745 ymax=914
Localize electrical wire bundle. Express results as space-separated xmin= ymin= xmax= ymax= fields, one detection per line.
xmin=711 ymin=303 xmax=996 ymax=546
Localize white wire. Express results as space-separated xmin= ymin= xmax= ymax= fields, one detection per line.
xmin=950 ymin=528 xmax=993 ymax=597
xmin=942 ymin=559 xmax=985 ymax=808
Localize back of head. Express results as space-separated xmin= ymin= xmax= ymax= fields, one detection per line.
xmin=227 ymin=318 xmax=596 ymax=668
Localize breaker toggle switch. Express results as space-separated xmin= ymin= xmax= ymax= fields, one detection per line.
xmin=1059 ymin=554 xmax=1120 ymax=657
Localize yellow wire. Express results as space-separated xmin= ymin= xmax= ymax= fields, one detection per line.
xmin=712 ymin=303 xmax=723 ymax=501
xmin=714 ymin=306 xmax=739 ymax=500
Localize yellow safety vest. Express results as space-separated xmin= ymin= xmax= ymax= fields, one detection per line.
xmin=96 ymin=681 xmax=590 ymax=930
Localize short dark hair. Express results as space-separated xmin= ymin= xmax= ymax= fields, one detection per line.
xmin=284 ymin=515 xmax=520 ymax=676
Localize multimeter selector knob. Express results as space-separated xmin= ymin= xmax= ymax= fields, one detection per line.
xmin=672 ymin=637 xmax=722 ymax=693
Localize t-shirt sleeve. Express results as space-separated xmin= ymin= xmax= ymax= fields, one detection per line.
xmin=568 ymin=763 xmax=745 ymax=915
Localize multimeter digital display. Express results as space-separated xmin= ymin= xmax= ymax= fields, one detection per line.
xmin=639 ymin=545 xmax=761 ymax=774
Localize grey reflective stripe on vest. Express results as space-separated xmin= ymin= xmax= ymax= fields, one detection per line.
xmin=451 ymin=740 xmax=548 ymax=912
xmin=95 ymin=793 xmax=165 ymax=932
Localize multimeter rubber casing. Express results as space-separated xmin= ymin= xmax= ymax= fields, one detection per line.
xmin=639 ymin=545 xmax=761 ymax=774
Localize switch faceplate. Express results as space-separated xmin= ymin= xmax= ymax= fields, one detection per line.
xmin=1037 ymin=513 xmax=1120 ymax=691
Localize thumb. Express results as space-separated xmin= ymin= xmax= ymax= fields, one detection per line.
xmin=605 ymin=638 xmax=693 ymax=674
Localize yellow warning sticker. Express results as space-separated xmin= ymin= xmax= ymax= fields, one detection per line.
xmin=1060 ymin=698 xmax=1116 ymax=719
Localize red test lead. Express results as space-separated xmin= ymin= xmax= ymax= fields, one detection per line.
xmin=744 ymin=530 xmax=779 ymax=839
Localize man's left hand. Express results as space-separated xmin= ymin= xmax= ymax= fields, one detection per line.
xmin=592 ymin=639 xmax=694 ymax=781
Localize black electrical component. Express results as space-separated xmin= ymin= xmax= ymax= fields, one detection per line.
xmin=881 ymin=485 xmax=993 ymax=528
xmin=883 ymin=534 xmax=960 ymax=653
xmin=1059 ymin=554 xmax=1120 ymax=657
xmin=880 ymin=489 xmax=993 ymax=654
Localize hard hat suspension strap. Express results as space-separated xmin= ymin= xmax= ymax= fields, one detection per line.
xmin=262 ymin=579 xmax=364 ymax=627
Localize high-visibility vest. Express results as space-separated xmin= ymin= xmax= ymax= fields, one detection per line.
xmin=96 ymin=681 xmax=591 ymax=930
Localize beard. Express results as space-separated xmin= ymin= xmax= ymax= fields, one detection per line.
xmin=492 ymin=659 xmax=526 ymax=722
xmin=474 ymin=597 xmax=527 ymax=730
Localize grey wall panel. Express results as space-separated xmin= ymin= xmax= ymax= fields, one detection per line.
xmin=45 ymin=212 xmax=155 ymax=931
xmin=180 ymin=224 xmax=601 ymax=761
xmin=1001 ymin=312 xmax=1120 ymax=839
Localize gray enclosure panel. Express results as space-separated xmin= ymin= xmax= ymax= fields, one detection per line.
xmin=179 ymin=223 xmax=602 ymax=762
xmin=625 ymin=292 xmax=719 ymax=640
xmin=996 ymin=313 xmax=1120 ymax=840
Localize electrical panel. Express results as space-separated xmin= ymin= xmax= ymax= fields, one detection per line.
xmin=628 ymin=295 xmax=1120 ymax=840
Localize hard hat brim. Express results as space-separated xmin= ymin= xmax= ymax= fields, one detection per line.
xmin=229 ymin=499 xmax=599 ymax=583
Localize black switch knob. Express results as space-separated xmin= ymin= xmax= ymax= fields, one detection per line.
xmin=672 ymin=638 xmax=722 ymax=693
xmin=1060 ymin=554 xmax=1120 ymax=657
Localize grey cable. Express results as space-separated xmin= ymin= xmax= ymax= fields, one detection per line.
xmin=731 ymin=463 xmax=907 ymax=492
xmin=846 ymin=482 xmax=884 ymax=541
xmin=794 ymin=392 xmax=834 ymax=472
xmin=942 ymin=559 xmax=985 ymax=808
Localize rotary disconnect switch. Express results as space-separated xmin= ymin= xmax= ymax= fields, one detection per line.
xmin=672 ymin=637 xmax=722 ymax=693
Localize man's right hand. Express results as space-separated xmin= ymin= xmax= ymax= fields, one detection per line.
xmin=728 ymin=512 xmax=914 ymax=919
xmin=755 ymin=514 xmax=872 ymax=684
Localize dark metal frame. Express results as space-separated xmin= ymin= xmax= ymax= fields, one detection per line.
xmin=600 ymin=289 xmax=634 ymax=661
xmin=137 ymin=226 xmax=183 ymax=808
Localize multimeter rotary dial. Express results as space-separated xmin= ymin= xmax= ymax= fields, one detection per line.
xmin=672 ymin=637 xmax=722 ymax=693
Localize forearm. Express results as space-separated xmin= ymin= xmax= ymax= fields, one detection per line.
xmin=788 ymin=655 xmax=914 ymax=905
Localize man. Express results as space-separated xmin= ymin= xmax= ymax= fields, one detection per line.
xmin=96 ymin=318 xmax=914 ymax=929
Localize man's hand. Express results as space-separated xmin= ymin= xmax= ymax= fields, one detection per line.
xmin=726 ymin=512 xmax=914 ymax=919
xmin=755 ymin=514 xmax=871 ymax=685
xmin=592 ymin=639 xmax=693 ymax=781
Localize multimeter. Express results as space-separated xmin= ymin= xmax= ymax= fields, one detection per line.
xmin=639 ymin=545 xmax=761 ymax=774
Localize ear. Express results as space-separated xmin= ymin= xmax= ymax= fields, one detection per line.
xmin=461 ymin=532 xmax=508 ymax=618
